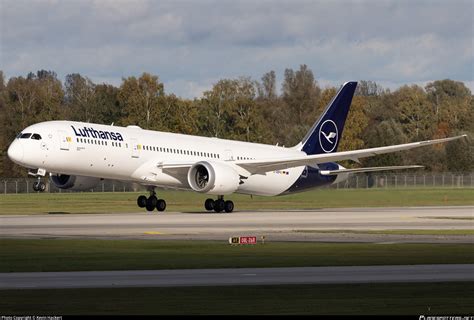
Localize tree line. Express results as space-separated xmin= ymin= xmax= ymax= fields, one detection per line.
xmin=0 ymin=65 xmax=472 ymax=177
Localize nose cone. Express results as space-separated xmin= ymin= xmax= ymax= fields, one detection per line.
xmin=7 ymin=141 xmax=24 ymax=164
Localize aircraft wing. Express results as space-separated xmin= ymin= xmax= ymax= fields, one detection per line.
xmin=235 ymin=135 xmax=467 ymax=175
xmin=131 ymin=160 xmax=193 ymax=185
xmin=132 ymin=135 xmax=465 ymax=181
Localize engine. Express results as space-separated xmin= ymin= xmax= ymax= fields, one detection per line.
xmin=187 ymin=161 xmax=240 ymax=195
xmin=50 ymin=174 xmax=101 ymax=191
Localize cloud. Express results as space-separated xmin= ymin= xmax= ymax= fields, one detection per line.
xmin=1 ymin=0 xmax=472 ymax=97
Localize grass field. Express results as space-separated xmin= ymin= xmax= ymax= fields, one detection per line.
xmin=0 ymin=188 xmax=473 ymax=214
xmin=1 ymin=282 xmax=472 ymax=315
xmin=1 ymin=239 xmax=473 ymax=272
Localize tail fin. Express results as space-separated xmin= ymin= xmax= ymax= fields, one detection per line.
xmin=298 ymin=81 xmax=357 ymax=155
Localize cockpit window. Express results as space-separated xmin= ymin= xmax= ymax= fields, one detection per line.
xmin=20 ymin=133 xmax=32 ymax=139
xmin=31 ymin=133 xmax=42 ymax=140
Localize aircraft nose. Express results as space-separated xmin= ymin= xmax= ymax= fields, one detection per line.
xmin=7 ymin=140 xmax=24 ymax=163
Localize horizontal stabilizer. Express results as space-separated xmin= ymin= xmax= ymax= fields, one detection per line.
xmin=319 ymin=165 xmax=424 ymax=176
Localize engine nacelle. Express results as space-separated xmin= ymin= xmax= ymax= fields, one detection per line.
xmin=187 ymin=161 xmax=240 ymax=195
xmin=50 ymin=174 xmax=101 ymax=191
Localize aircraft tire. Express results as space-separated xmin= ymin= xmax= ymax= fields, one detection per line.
xmin=214 ymin=199 xmax=225 ymax=213
xmin=224 ymin=200 xmax=234 ymax=213
xmin=137 ymin=195 xmax=147 ymax=208
xmin=156 ymin=199 xmax=166 ymax=212
xmin=146 ymin=196 xmax=157 ymax=212
xmin=33 ymin=181 xmax=46 ymax=192
xmin=205 ymin=198 xmax=214 ymax=211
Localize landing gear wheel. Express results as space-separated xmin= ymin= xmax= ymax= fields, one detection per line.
xmin=33 ymin=181 xmax=46 ymax=192
xmin=224 ymin=200 xmax=234 ymax=213
xmin=214 ymin=199 xmax=225 ymax=213
xmin=156 ymin=199 xmax=166 ymax=212
xmin=137 ymin=195 xmax=147 ymax=208
xmin=205 ymin=198 xmax=214 ymax=211
xmin=146 ymin=196 xmax=157 ymax=212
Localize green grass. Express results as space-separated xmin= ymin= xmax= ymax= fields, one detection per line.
xmin=1 ymin=282 xmax=472 ymax=315
xmin=0 ymin=188 xmax=473 ymax=215
xmin=294 ymin=229 xmax=474 ymax=236
xmin=1 ymin=239 xmax=473 ymax=273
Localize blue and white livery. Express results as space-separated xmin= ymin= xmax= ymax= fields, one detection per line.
xmin=7 ymin=82 xmax=466 ymax=212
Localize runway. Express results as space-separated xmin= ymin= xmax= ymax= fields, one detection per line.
xmin=1 ymin=264 xmax=472 ymax=289
xmin=0 ymin=206 xmax=472 ymax=242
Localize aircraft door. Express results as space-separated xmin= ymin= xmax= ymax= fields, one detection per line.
xmin=131 ymin=138 xmax=140 ymax=158
xmin=223 ymin=149 xmax=234 ymax=161
xmin=58 ymin=131 xmax=70 ymax=151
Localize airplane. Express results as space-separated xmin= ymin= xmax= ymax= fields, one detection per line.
xmin=7 ymin=81 xmax=466 ymax=213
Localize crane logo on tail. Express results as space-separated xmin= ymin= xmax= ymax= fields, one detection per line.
xmin=319 ymin=120 xmax=338 ymax=153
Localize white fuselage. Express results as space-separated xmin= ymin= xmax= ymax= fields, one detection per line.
xmin=9 ymin=121 xmax=316 ymax=196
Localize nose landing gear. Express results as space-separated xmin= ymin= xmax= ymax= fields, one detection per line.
xmin=137 ymin=189 xmax=166 ymax=212
xmin=30 ymin=169 xmax=47 ymax=192
xmin=32 ymin=180 xmax=46 ymax=192
xmin=205 ymin=196 xmax=234 ymax=213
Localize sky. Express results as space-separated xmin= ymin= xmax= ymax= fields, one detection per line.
xmin=1 ymin=0 xmax=473 ymax=98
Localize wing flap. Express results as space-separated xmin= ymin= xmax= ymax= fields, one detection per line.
xmin=319 ymin=165 xmax=424 ymax=176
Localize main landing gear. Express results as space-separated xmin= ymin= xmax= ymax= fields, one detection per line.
xmin=137 ymin=189 xmax=166 ymax=212
xmin=205 ymin=196 xmax=234 ymax=213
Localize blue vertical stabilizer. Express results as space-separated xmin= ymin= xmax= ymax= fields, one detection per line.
xmin=299 ymin=81 xmax=357 ymax=155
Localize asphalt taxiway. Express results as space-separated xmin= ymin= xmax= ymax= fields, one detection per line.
xmin=0 ymin=206 xmax=472 ymax=242
xmin=1 ymin=264 xmax=472 ymax=289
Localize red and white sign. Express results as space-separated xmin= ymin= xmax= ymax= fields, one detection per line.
xmin=229 ymin=236 xmax=258 ymax=245
xmin=239 ymin=236 xmax=257 ymax=244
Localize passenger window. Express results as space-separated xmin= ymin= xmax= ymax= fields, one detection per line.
xmin=20 ymin=133 xmax=32 ymax=139
xmin=31 ymin=134 xmax=42 ymax=140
